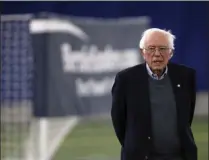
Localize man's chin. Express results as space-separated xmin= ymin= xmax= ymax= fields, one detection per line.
xmin=152 ymin=66 xmax=164 ymax=70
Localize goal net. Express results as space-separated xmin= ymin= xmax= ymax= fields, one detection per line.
xmin=1 ymin=14 xmax=78 ymax=160
xmin=1 ymin=14 xmax=34 ymax=160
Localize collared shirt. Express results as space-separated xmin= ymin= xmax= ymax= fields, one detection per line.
xmin=146 ymin=63 xmax=168 ymax=80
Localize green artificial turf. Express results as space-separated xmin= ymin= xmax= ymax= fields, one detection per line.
xmin=53 ymin=116 xmax=208 ymax=160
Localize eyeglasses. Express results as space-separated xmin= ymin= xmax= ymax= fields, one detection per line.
xmin=143 ymin=46 xmax=172 ymax=55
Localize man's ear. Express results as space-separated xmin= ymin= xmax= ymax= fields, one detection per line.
xmin=139 ymin=49 xmax=145 ymax=59
xmin=170 ymin=50 xmax=174 ymax=59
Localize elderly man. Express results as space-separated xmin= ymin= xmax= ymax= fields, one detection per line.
xmin=111 ymin=28 xmax=197 ymax=160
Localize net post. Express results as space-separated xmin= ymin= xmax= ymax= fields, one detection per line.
xmin=39 ymin=118 xmax=48 ymax=160
xmin=24 ymin=118 xmax=34 ymax=160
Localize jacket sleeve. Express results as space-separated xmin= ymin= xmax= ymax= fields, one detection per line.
xmin=189 ymin=69 xmax=196 ymax=126
xmin=111 ymin=72 xmax=127 ymax=146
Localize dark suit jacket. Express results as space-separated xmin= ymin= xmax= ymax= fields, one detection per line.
xmin=111 ymin=62 xmax=197 ymax=160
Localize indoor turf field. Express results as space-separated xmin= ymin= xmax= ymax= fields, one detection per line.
xmin=53 ymin=116 xmax=208 ymax=160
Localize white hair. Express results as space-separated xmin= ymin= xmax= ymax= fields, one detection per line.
xmin=139 ymin=28 xmax=176 ymax=49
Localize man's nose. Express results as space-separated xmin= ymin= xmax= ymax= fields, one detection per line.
xmin=153 ymin=49 xmax=161 ymax=56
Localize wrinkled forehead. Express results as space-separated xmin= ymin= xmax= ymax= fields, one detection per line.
xmin=144 ymin=32 xmax=170 ymax=47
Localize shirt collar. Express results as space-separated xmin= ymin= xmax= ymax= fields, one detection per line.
xmin=146 ymin=63 xmax=168 ymax=80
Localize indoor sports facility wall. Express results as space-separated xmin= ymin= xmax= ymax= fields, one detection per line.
xmin=2 ymin=1 xmax=209 ymax=91
xmin=2 ymin=1 xmax=208 ymax=119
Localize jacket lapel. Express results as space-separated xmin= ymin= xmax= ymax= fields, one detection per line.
xmin=168 ymin=63 xmax=185 ymax=130
xmin=133 ymin=64 xmax=152 ymax=127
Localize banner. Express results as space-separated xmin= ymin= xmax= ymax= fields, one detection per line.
xmin=31 ymin=14 xmax=150 ymax=117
